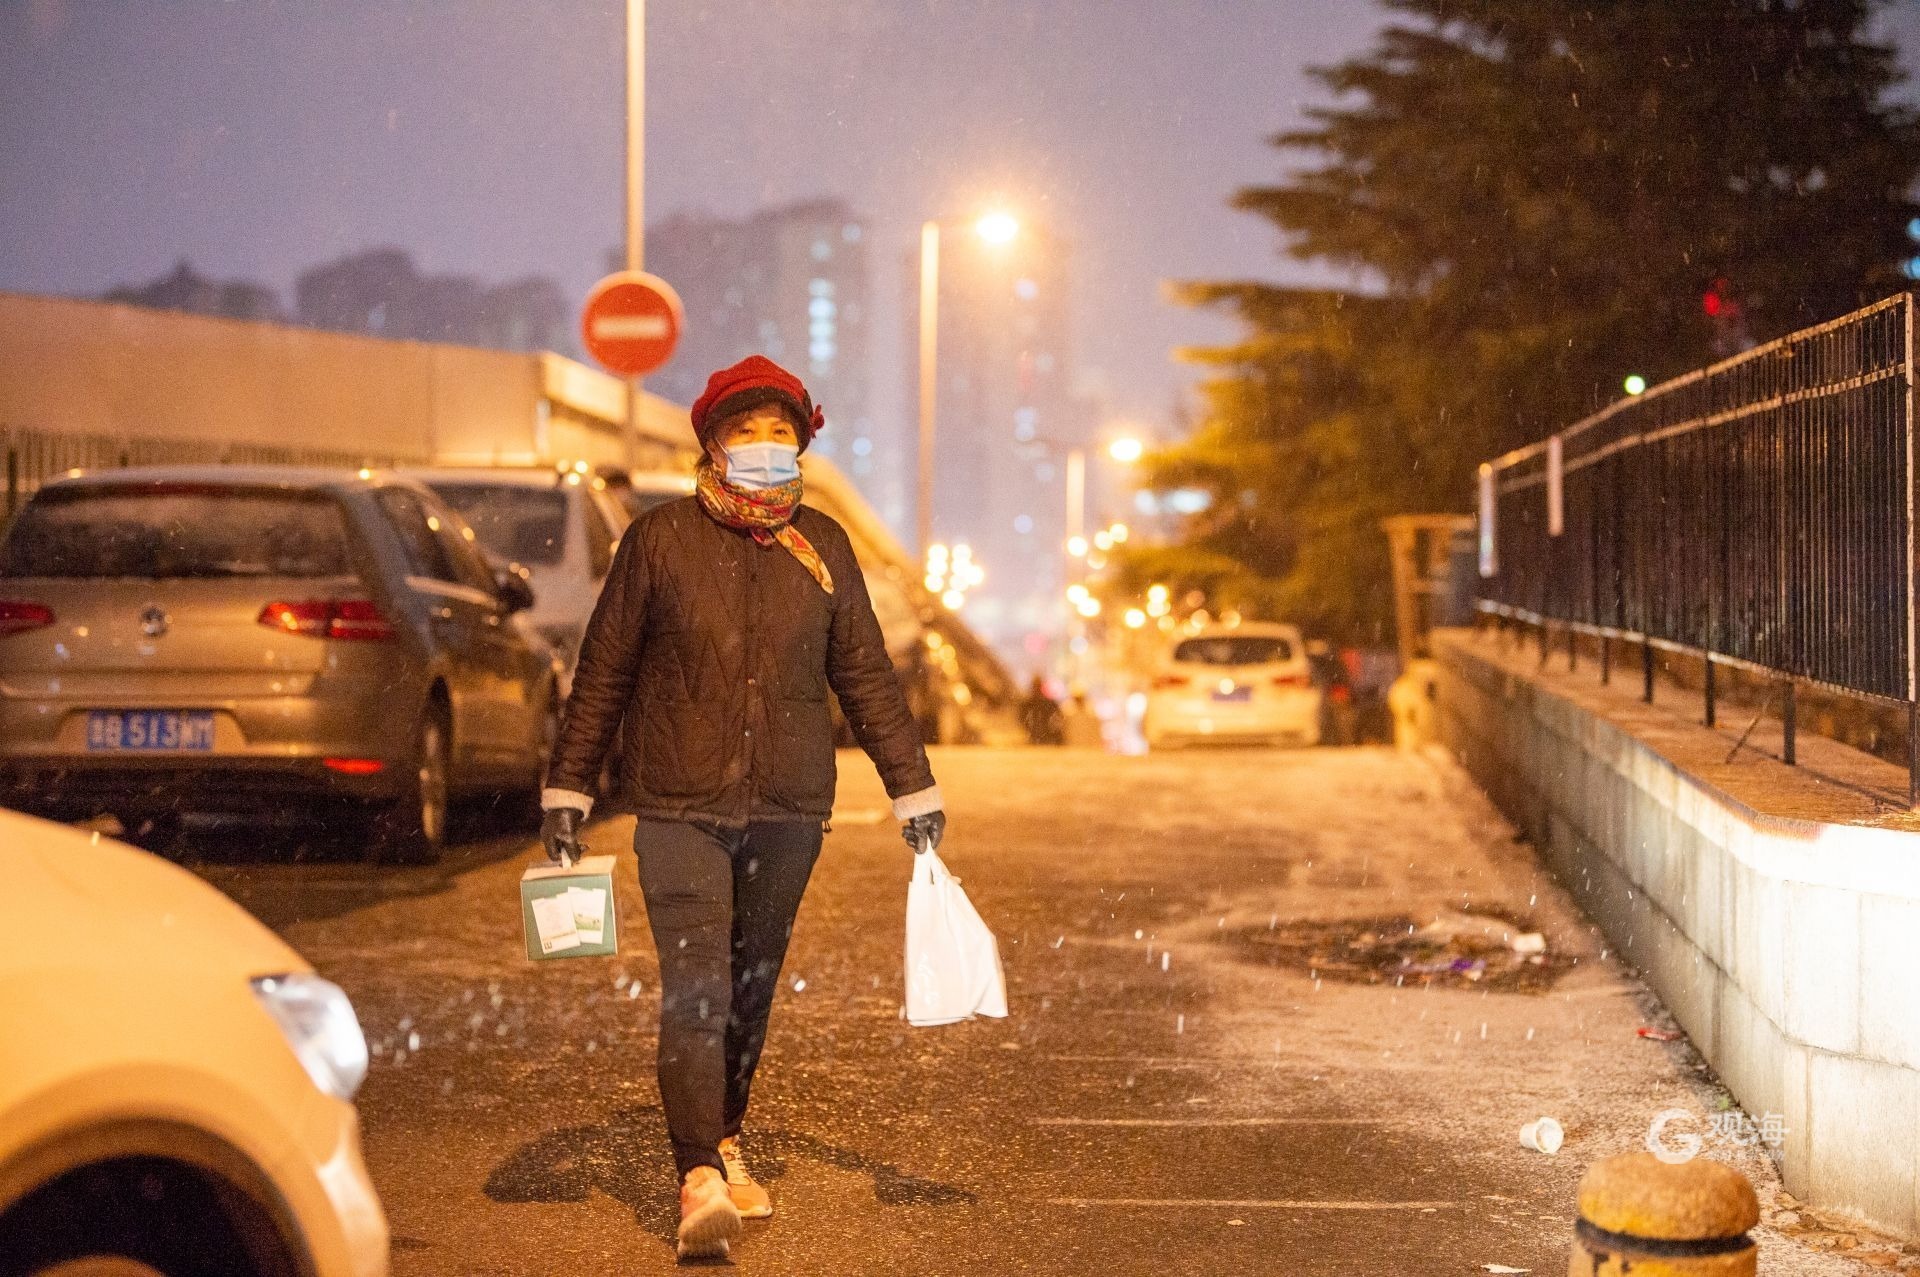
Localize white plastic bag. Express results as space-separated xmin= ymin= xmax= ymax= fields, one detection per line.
xmin=904 ymin=847 xmax=1008 ymax=1027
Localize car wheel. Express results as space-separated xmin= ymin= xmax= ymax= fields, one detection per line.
xmin=374 ymin=709 xmax=449 ymax=865
xmin=32 ymin=1259 xmax=168 ymax=1277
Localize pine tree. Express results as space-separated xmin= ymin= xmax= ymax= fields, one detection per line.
xmin=1135 ymin=0 xmax=1920 ymax=641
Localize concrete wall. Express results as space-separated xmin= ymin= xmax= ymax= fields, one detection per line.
xmin=0 ymin=291 xmax=697 ymax=487
xmin=1433 ymin=630 xmax=1920 ymax=1237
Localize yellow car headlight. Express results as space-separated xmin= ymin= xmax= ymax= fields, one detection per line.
xmin=250 ymin=973 xmax=370 ymax=1101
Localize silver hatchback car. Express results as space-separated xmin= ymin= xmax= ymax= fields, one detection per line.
xmin=0 ymin=467 xmax=560 ymax=861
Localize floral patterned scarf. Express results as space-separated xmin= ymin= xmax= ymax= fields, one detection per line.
xmin=695 ymin=460 xmax=835 ymax=595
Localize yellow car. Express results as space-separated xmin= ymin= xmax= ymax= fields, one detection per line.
xmin=0 ymin=808 xmax=388 ymax=1276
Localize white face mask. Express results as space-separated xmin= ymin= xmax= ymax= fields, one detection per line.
xmin=721 ymin=441 xmax=801 ymax=489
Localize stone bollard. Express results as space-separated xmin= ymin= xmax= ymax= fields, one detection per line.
xmin=1569 ymin=1152 xmax=1759 ymax=1276
xmin=1388 ymin=658 xmax=1440 ymax=751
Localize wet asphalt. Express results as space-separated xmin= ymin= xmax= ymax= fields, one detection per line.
xmin=191 ymin=744 xmax=1757 ymax=1276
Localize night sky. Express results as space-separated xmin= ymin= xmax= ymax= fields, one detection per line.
xmin=5 ymin=0 xmax=1920 ymax=437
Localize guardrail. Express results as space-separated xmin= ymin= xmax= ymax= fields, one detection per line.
xmin=1473 ymin=293 xmax=1918 ymax=801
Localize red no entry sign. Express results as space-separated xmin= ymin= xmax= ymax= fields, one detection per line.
xmin=580 ymin=271 xmax=684 ymax=378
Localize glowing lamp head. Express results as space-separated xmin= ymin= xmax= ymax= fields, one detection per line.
xmin=974 ymin=211 xmax=1020 ymax=246
xmin=1624 ymin=374 xmax=1648 ymax=396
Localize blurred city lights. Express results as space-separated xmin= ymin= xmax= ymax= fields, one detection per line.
xmin=1108 ymin=437 xmax=1145 ymax=464
xmin=926 ymin=541 xmax=981 ymax=607
xmin=1108 ymin=522 xmax=1130 ymax=543
xmin=1066 ymin=535 xmax=1089 ymax=558
xmin=1623 ymin=374 xmax=1648 ymax=396
xmin=1124 ymin=608 xmax=1147 ymax=629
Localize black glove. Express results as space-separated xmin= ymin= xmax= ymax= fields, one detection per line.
xmin=901 ymin=810 xmax=946 ymax=854
xmin=541 ymin=807 xmax=587 ymax=868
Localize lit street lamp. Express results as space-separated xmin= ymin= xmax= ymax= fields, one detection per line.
xmin=1064 ymin=434 xmax=1141 ymax=561
xmin=1060 ymin=434 xmax=1144 ymax=688
xmin=916 ymin=209 xmax=1021 ymax=557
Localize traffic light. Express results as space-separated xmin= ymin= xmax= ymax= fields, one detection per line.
xmin=1702 ymin=278 xmax=1739 ymax=321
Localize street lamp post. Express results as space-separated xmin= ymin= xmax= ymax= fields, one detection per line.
xmin=914 ymin=210 xmax=1020 ymax=558
xmin=1059 ymin=433 xmax=1141 ymax=689
xmin=917 ymin=220 xmax=941 ymax=560
xmin=623 ymin=0 xmax=646 ymax=471
xmin=1065 ymin=448 xmax=1087 ymax=556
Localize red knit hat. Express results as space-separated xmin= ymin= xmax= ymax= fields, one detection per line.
xmin=690 ymin=355 xmax=825 ymax=451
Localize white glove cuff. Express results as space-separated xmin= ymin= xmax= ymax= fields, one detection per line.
xmin=891 ymin=785 xmax=943 ymax=822
xmin=541 ymin=788 xmax=595 ymax=818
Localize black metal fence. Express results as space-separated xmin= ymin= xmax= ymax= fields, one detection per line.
xmin=1474 ymin=293 xmax=1918 ymax=798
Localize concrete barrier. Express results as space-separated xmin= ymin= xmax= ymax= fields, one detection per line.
xmin=1433 ymin=628 xmax=1920 ymax=1238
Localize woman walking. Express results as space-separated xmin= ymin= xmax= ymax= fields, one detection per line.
xmin=538 ymin=355 xmax=946 ymax=1261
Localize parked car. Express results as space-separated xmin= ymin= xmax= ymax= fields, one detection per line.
xmin=0 ymin=807 xmax=388 ymax=1276
xmin=602 ymin=466 xmax=695 ymax=524
xmin=403 ymin=465 xmax=661 ymax=683
xmin=1143 ymin=622 xmax=1323 ymax=749
xmin=0 ymin=466 xmax=560 ymax=861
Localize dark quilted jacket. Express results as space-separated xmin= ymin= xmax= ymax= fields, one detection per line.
xmin=545 ymin=496 xmax=935 ymax=824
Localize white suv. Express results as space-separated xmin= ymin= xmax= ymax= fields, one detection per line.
xmin=406 ymin=466 xmax=642 ymax=689
xmin=1143 ymin=622 xmax=1323 ymax=749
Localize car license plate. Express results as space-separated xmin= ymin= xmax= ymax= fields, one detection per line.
xmin=1211 ymin=686 xmax=1253 ymax=704
xmin=86 ymin=710 xmax=216 ymax=752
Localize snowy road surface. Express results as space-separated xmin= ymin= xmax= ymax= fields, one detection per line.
xmin=196 ymin=745 xmax=1871 ymax=1275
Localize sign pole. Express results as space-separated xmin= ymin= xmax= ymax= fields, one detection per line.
xmin=624 ymin=0 xmax=646 ymax=471
xmin=916 ymin=221 xmax=940 ymax=559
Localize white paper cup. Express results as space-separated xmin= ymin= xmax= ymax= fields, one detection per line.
xmin=1519 ymin=1116 xmax=1565 ymax=1155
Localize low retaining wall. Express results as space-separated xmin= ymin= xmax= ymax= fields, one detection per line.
xmin=1432 ymin=629 xmax=1920 ymax=1237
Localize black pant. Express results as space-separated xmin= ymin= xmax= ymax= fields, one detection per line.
xmin=633 ymin=817 xmax=823 ymax=1181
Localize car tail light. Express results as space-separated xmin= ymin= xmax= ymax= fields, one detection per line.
xmin=1151 ymin=673 xmax=1189 ymax=690
xmin=0 ymin=601 xmax=55 ymax=637
xmin=259 ymin=599 xmax=395 ymax=641
xmin=1270 ymin=673 xmax=1311 ymax=688
xmin=326 ymin=600 xmax=395 ymax=641
xmin=323 ymin=757 xmax=386 ymax=775
xmin=1329 ymin=684 xmax=1352 ymax=706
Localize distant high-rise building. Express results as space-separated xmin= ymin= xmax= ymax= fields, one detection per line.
xmin=103 ymin=259 xmax=284 ymax=324
xmin=642 ymin=199 xmax=876 ymax=501
xmin=293 ymin=248 xmax=572 ymax=354
xmin=905 ymin=217 xmax=1083 ymax=659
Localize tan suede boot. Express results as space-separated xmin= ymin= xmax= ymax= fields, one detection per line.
xmin=719 ymin=1135 xmax=773 ymax=1219
xmin=677 ymin=1165 xmax=742 ymax=1260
